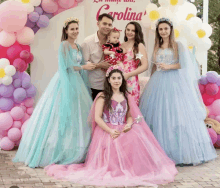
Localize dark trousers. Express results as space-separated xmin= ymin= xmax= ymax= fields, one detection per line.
xmin=91 ymin=88 xmax=103 ymax=100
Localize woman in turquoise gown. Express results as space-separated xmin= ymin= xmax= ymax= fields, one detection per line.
xmin=140 ymin=18 xmax=217 ymax=165
xmin=13 ymin=17 xmax=96 ymax=168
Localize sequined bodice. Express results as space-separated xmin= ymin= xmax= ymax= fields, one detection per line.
xmin=154 ymin=48 xmax=178 ymax=71
xmin=102 ymin=99 xmax=127 ymax=125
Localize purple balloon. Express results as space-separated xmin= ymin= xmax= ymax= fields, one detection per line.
xmin=42 ymin=12 xmax=53 ymax=19
xmin=22 ymin=78 xmax=31 ymax=89
xmin=13 ymin=79 xmax=22 ymax=88
xmin=34 ymin=7 xmax=43 ymax=15
xmin=12 ymin=72 xmax=21 ymax=80
xmin=32 ymin=26 xmax=40 ymax=34
xmin=13 ymin=88 xmax=27 ymax=103
xmin=37 ymin=15 xmax=49 ymax=28
xmin=216 ymin=76 xmax=220 ymax=86
xmin=29 ymin=12 xmax=40 ymax=23
xmin=0 ymin=85 xmax=14 ymax=98
xmin=199 ymin=75 xmax=208 ymax=85
xmin=25 ymin=19 xmax=36 ymax=28
xmin=206 ymin=71 xmax=218 ymax=84
xmin=26 ymin=85 xmax=36 ymax=98
xmin=0 ymin=98 xmax=14 ymax=111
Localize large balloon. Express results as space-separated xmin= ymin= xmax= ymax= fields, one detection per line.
xmin=0 ymin=137 xmax=15 ymax=150
xmin=0 ymin=31 xmax=16 ymax=47
xmin=16 ymin=27 xmax=35 ymax=45
xmin=0 ymin=1 xmax=28 ymax=32
xmin=0 ymin=112 xmax=13 ymax=130
xmin=0 ymin=97 xmax=14 ymax=111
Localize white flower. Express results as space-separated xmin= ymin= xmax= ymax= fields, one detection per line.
xmin=0 ymin=58 xmax=16 ymax=86
xmin=14 ymin=0 xmax=41 ymax=14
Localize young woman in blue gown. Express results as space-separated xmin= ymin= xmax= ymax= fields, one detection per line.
xmin=140 ymin=18 xmax=217 ymax=166
xmin=13 ymin=17 xmax=96 ymax=168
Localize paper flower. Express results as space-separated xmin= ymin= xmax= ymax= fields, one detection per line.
xmin=0 ymin=58 xmax=16 ymax=85
xmin=14 ymin=0 xmax=41 ymax=14
xmin=136 ymin=52 xmax=144 ymax=60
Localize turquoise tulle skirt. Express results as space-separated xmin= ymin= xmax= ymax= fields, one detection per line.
xmin=13 ymin=70 xmax=92 ymax=168
xmin=140 ymin=69 xmax=217 ymax=165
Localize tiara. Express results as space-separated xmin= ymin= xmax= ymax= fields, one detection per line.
xmin=106 ymin=65 xmax=124 ymax=77
xmin=64 ymin=17 xmax=79 ymax=28
xmin=156 ymin=17 xmax=173 ymax=27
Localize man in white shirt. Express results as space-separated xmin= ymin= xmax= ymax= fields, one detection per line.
xmin=81 ymin=13 xmax=114 ymax=100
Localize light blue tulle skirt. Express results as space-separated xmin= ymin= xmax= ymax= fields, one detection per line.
xmin=140 ymin=69 xmax=217 ymax=165
xmin=13 ymin=70 xmax=92 ymax=168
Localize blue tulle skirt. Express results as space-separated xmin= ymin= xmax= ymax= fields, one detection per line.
xmin=140 ymin=69 xmax=217 ymax=165
xmin=13 ymin=70 xmax=92 ymax=168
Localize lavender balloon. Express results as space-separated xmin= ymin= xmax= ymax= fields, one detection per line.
xmin=12 ymin=72 xmax=21 ymax=80
xmin=0 ymin=98 xmax=14 ymax=111
xmin=32 ymin=26 xmax=40 ymax=34
xmin=13 ymin=79 xmax=22 ymax=88
xmin=199 ymin=75 xmax=208 ymax=85
xmin=22 ymin=78 xmax=31 ymax=89
xmin=34 ymin=7 xmax=43 ymax=15
xmin=29 ymin=12 xmax=40 ymax=23
xmin=13 ymin=88 xmax=27 ymax=103
xmin=0 ymin=85 xmax=14 ymax=98
xmin=216 ymin=76 xmax=220 ymax=86
xmin=26 ymin=85 xmax=36 ymax=98
xmin=42 ymin=12 xmax=53 ymax=19
xmin=37 ymin=15 xmax=49 ymax=28
xmin=25 ymin=19 xmax=36 ymax=28
xmin=206 ymin=71 xmax=218 ymax=83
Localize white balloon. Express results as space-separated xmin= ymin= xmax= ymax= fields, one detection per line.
xmin=141 ymin=15 xmax=152 ymax=28
xmin=146 ymin=3 xmax=158 ymax=13
xmin=202 ymin=23 xmax=212 ymax=38
xmin=189 ymin=17 xmax=202 ymax=32
xmin=183 ymin=2 xmax=197 ymax=15
xmin=2 ymin=76 xmax=12 ymax=86
xmin=176 ymin=37 xmax=188 ymax=47
xmin=0 ymin=58 xmax=10 ymax=69
xmin=158 ymin=0 xmax=169 ymax=7
xmin=30 ymin=0 xmax=41 ymax=6
xmin=24 ymin=3 xmax=34 ymax=14
xmin=195 ymin=51 xmax=207 ymax=65
xmin=196 ymin=37 xmax=212 ymax=51
xmin=4 ymin=65 xmax=16 ymax=76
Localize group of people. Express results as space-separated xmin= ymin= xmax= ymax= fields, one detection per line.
xmin=13 ymin=14 xmax=217 ymax=186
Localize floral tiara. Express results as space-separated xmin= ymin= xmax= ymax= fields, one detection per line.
xmin=106 ymin=65 xmax=124 ymax=77
xmin=156 ymin=17 xmax=173 ymax=27
xmin=64 ymin=17 xmax=79 ymax=28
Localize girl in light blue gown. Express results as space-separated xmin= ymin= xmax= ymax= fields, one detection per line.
xmin=140 ymin=18 xmax=217 ymax=165
xmin=13 ymin=18 xmax=96 ymax=168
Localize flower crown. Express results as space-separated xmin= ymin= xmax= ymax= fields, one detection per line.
xmin=64 ymin=17 xmax=79 ymax=28
xmin=106 ymin=65 xmax=124 ymax=77
xmin=156 ymin=17 xmax=173 ymax=27
xmin=112 ymin=27 xmax=122 ymax=32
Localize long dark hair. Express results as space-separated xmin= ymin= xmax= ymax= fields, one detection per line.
xmin=61 ymin=20 xmax=79 ymax=41
xmin=102 ymin=69 xmax=129 ymax=112
xmin=124 ymin=21 xmax=145 ymax=59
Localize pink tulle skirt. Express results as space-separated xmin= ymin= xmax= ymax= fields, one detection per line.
xmin=45 ymin=123 xmax=178 ymax=186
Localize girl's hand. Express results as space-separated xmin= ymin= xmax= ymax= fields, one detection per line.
xmin=122 ymin=124 xmax=132 ymax=133
xmin=109 ymin=129 xmax=121 ymax=139
xmin=159 ymin=63 xmax=170 ymax=70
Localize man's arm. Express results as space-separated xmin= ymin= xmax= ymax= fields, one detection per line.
xmin=81 ymin=41 xmax=91 ymax=64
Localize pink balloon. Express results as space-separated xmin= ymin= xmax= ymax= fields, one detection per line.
xmin=16 ymin=27 xmax=35 ymax=45
xmin=0 ymin=137 xmax=15 ymax=150
xmin=26 ymin=107 xmax=34 ymax=115
xmin=215 ymin=115 xmax=220 ymax=122
xmin=22 ymin=113 xmax=30 ymax=123
xmin=7 ymin=44 xmax=23 ymax=60
xmin=24 ymin=98 xmax=34 ymax=107
xmin=20 ymin=50 xmax=30 ymax=60
xmin=13 ymin=58 xmax=27 ymax=72
xmin=199 ymin=84 xmax=205 ymax=95
xmin=58 ymin=0 xmax=75 ymax=9
xmin=209 ymin=115 xmax=216 ymax=119
xmin=20 ymin=105 xmax=27 ymax=112
xmin=14 ymin=140 xmax=20 ymax=146
xmin=0 ymin=31 xmax=16 ymax=47
xmin=8 ymin=127 xmax=22 ymax=142
xmin=26 ymin=53 xmax=34 ymax=64
xmin=21 ymin=119 xmax=29 ymax=134
xmin=0 ymin=112 xmax=13 ymax=130
xmin=10 ymin=106 xmax=25 ymax=120
xmin=206 ymin=83 xmax=219 ymax=96
xmin=214 ymin=135 xmax=220 ymax=148
xmin=0 ymin=1 xmax=27 ymax=32
xmin=12 ymin=121 xmax=22 ymax=129
xmin=210 ymin=99 xmax=220 ymax=116
xmin=208 ymin=128 xmax=217 ymax=144
xmin=0 ymin=129 xmax=8 ymax=137
xmin=202 ymin=93 xmax=215 ymax=106
xmin=207 ymin=105 xmax=214 ymax=116
xmin=42 ymin=0 xmax=59 ymax=13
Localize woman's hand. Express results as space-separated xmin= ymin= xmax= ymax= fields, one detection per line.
xmin=122 ymin=124 xmax=132 ymax=133
xmin=82 ymin=63 xmax=96 ymax=70
xmin=158 ymin=63 xmax=170 ymax=70
xmin=109 ymin=129 xmax=121 ymax=139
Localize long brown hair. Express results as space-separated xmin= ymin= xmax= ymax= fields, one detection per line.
xmin=153 ymin=20 xmax=178 ymax=62
xmin=124 ymin=21 xmax=145 ymax=59
xmin=102 ymin=69 xmax=129 ymax=112
xmin=61 ymin=20 xmax=79 ymax=41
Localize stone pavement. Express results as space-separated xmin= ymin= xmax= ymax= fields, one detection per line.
xmin=1 ymin=148 xmax=220 ymax=188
